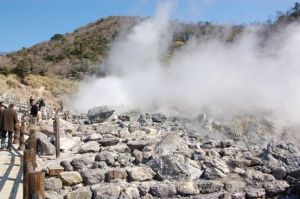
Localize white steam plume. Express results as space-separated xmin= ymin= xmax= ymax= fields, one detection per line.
xmin=71 ymin=2 xmax=300 ymax=125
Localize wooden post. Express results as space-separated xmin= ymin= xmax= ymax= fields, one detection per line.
xmin=28 ymin=171 xmax=45 ymax=199
xmin=54 ymin=117 xmax=60 ymax=159
xmin=23 ymin=149 xmax=36 ymax=199
xmin=18 ymin=120 xmax=25 ymax=151
xmin=28 ymin=129 xmax=37 ymax=152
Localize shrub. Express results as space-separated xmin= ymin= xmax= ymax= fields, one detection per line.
xmin=14 ymin=60 xmax=31 ymax=78
xmin=50 ymin=33 xmax=65 ymax=41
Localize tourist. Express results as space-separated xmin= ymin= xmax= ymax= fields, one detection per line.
xmin=0 ymin=104 xmax=19 ymax=151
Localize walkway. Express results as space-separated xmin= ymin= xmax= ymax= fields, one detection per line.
xmin=0 ymin=144 xmax=23 ymax=199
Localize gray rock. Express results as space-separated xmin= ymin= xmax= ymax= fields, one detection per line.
xmin=150 ymin=183 xmax=177 ymax=197
xmin=224 ymin=180 xmax=246 ymax=193
xmin=92 ymin=184 xmax=121 ymax=199
xmin=116 ymin=153 xmax=133 ymax=167
xmin=98 ymin=138 xmax=119 ymax=146
xmin=127 ymin=140 xmax=149 ymax=151
xmin=270 ymin=166 xmax=286 ymax=180
xmin=45 ymin=177 xmax=62 ymax=192
xmin=203 ymin=158 xmax=230 ymax=180
xmin=152 ymin=113 xmax=167 ymax=123
xmin=244 ymin=187 xmax=266 ymax=198
xmin=192 ymin=149 xmax=206 ymax=161
xmin=87 ymin=106 xmax=114 ymax=124
xmin=79 ymin=141 xmax=100 ymax=153
xmin=176 ymin=181 xmax=200 ymax=195
xmin=95 ymin=151 xmax=115 ymax=166
xmin=45 ymin=190 xmax=63 ymax=199
xmin=118 ymin=115 xmax=130 ymax=122
xmin=147 ymin=154 xmax=203 ymax=180
xmin=138 ymin=114 xmax=152 ymax=126
xmin=84 ymin=133 xmax=102 ymax=142
xmin=96 ymin=123 xmax=118 ymax=134
xmin=59 ymin=171 xmax=83 ymax=186
xmin=127 ymin=166 xmax=155 ymax=181
xmin=133 ymin=149 xmax=143 ymax=164
xmin=263 ymin=180 xmax=289 ymax=196
xmin=36 ymin=132 xmax=55 ymax=155
xmin=105 ymin=169 xmax=128 ymax=182
xmin=262 ymin=141 xmax=300 ymax=171
xmin=198 ymin=180 xmax=224 ymax=194
xmin=153 ymin=133 xmax=191 ymax=157
xmin=80 ymin=169 xmax=105 ymax=185
xmin=119 ymin=187 xmax=140 ymax=199
xmin=70 ymin=158 xmax=90 ymax=171
xmin=60 ymin=160 xmax=73 ymax=171
xmin=65 ymin=186 xmax=92 ymax=199
xmin=128 ymin=122 xmax=140 ymax=133
xmin=287 ymin=168 xmax=300 ymax=179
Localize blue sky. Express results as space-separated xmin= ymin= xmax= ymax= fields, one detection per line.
xmin=0 ymin=0 xmax=296 ymax=52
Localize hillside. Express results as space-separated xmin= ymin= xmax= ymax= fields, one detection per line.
xmin=0 ymin=16 xmax=244 ymax=80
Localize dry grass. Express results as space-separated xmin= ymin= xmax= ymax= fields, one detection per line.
xmin=0 ymin=74 xmax=78 ymax=106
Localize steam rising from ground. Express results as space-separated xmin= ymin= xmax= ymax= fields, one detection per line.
xmin=71 ymin=3 xmax=300 ymax=125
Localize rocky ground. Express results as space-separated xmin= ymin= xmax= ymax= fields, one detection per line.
xmin=27 ymin=106 xmax=300 ymax=199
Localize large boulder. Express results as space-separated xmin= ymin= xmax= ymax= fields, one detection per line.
xmin=261 ymin=141 xmax=300 ymax=172
xmin=36 ymin=132 xmax=55 ymax=155
xmin=147 ymin=154 xmax=203 ymax=180
xmin=87 ymin=106 xmax=114 ymax=124
xmin=70 ymin=158 xmax=91 ymax=171
xmin=153 ymin=133 xmax=191 ymax=157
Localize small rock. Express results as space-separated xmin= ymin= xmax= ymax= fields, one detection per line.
xmin=106 ymin=169 xmax=128 ymax=182
xmin=95 ymin=151 xmax=115 ymax=166
xmin=127 ymin=166 xmax=155 ymax=181
xmin=65 ymin=186 xmax=92 ymax=199
xmin=92 ymin=184 xmax=121 ymax=199
xmin=244 ymin=187 xmax=266 ymax=198
xmin=133 ymin=149 xmax=143 ymax=164
xmin=198 ymin=180 xmax=224 ymax=194
xmin=60 ymin=160 xmax=73 ymax=171
xmin=176 ymin=181 xmax=200 ymax=195
xmin=59 ymin=171 xmax=83 ymax=186
xmin=152 ymin=113 xmax=167 ymax=123
xmin=70 ymin=158 xmax=90 ymax=171
xmin=150 ymin=183 xmax=177 ymax=197
xmin=45 ymin=177 xmax=62 ymax=192
xmin=45 ymin=190 xmax=63 ymax=199
xmin=98 ymin=138 xmax=119 ymax=146
xmin=79 ymin=141 xmax=100 ymax=153
xmin=263 ymin=180 xmax=289 ymax=196
xmin=80 ymin=169 xmax=105 ymax=185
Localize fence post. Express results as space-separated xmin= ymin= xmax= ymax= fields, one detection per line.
xmin=28 ymin=171 xmax=45 ymax=199
xmin=18 ymin=120 xmax=25 ymax=151
xmin=23 ymin=149 xmax=36 ymax=199
xmin=53 ymin=117 xmax=60 ymax=159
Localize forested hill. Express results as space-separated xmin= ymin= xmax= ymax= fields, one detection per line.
xmin=0 ymin=3 xmax=300 ymax=80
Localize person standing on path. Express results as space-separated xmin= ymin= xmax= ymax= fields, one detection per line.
xmin=0 ymin=104 xmax=19 ymax=151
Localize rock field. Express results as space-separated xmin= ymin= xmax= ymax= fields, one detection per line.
xmin=27 ymin=106 xmax=300 ymax=199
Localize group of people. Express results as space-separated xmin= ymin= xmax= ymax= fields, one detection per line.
xmin=30 ymin=96 xmax=47 ymax=119
xmin=0 ymin=100 xmax=19 ymax=151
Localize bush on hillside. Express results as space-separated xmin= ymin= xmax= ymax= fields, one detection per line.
xmin=14 ymin=60 xmax=31 ymax=78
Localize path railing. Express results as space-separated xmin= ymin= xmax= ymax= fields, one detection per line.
xmin=20 ymin=116 xmax=61 ymax=199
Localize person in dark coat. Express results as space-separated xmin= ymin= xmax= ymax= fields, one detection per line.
xmin=29 ymin=96 xmax=34 ymax=106
xmin=30 ymin=100 xmax=39 ymax=124
xmin=38 ymin=98 xmax=46 ymax=111
xmin=0 ymin=104 xmax=19 ymax=151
